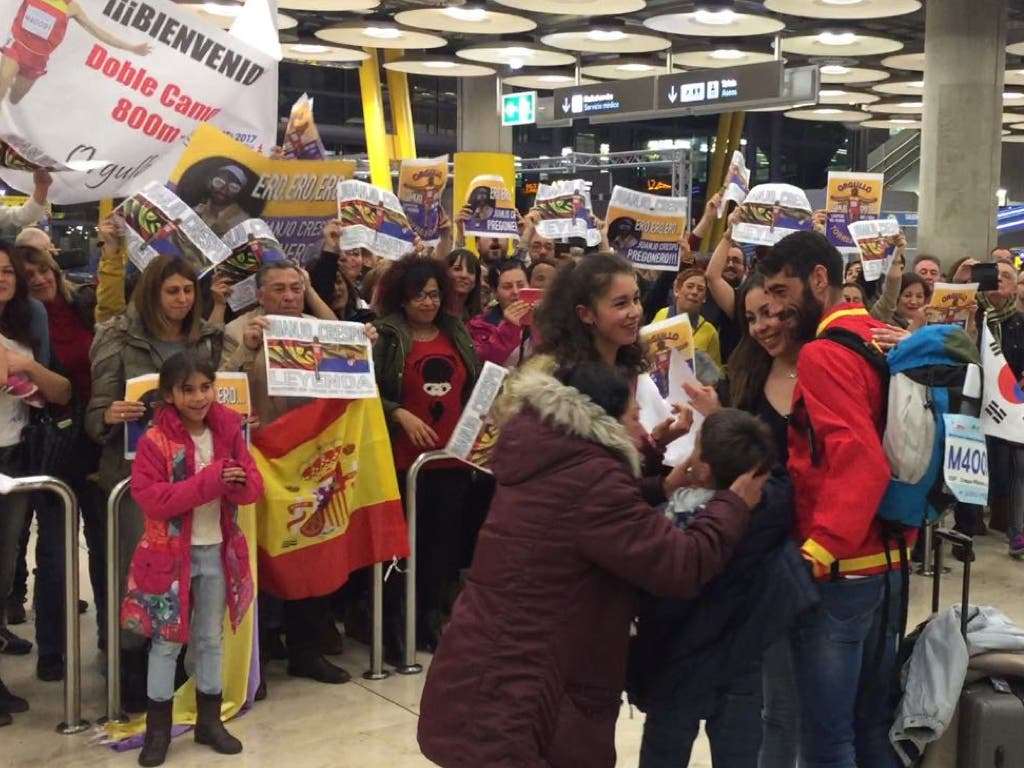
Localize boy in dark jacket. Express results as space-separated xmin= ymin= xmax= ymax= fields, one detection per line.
xmin=629 ymin=410 xmax=819 ymax=768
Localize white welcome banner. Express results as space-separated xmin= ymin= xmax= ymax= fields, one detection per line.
xmin=0 ymin=0 xmax=278 ymax=202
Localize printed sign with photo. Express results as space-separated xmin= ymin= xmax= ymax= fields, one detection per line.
xmin=533 ymin=179 xmax=601 ymax=246
xmin=640 ymin=314 xmax=696 ymax=402
xmin=445 ymin=362 xmax=508 ymax=471
xmin=398 ymin=156 xmax=448 ymax=245
xmin=116 ymin=181 xmax=231 ymax=274
xmin=337 ymin=180 xmax=418 ymax=260
xmin=605 ymin=186 xmax=687 ymax=271
xmin=263 ymin=315 xmax=377 ymax=399
xmin=463 ymin=174 xmax=519 ymax=239
xmin=847 ymin=218 xmax=901 ymax=282
xmin=926 ymin=282 xmax=978 ymax=328
xmin=826 ymin=172 xmax=883 ymax=253
xmin=282 ymin=93 xmax=326 ymax=160
xmin=718 ymin=151 xmax=750 ymax=218
xmin=731 ymin=184 xmax=813 ymax=247
xmin=218 ymin=219 xmax=288 ymax=313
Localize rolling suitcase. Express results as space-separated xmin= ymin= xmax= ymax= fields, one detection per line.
xmin=930 ymin=529 xmax=1024 ymax=767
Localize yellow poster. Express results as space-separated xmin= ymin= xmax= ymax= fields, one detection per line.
xmin=926 ymin=282 xmax=979 ymax=328
xmin=170 ymin=124 xmax=356 ymax=265
xmin=454 ymin=152 xmax=517 ymax=251
xmin=398 ymin=156 xmax=449 ymax=244
xmin=640 ymin=315 xmax=695 ymax=402
xmin=826 ymin=172 xmax=884 ymax=251
xmin=605 ymin=186 xmax=688 ymax=271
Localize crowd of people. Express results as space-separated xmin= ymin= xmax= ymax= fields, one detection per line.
xmin=0 ymin=170 xmax=1021 ymax=768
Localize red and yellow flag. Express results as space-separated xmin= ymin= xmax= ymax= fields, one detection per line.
xmin=252 ymin=398 xmax=408 ymax=599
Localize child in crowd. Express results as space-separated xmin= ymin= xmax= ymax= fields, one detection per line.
xmin=629 ymin=409 xmax=818 ymax=768
xmin=123 ymin=353 xmax=263 ymax=767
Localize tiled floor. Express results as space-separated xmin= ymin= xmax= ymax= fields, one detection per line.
xmin=3 ymin=529 xmax=1023 ymax=767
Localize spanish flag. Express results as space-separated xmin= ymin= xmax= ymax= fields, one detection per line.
xmin=252 ymin=397 xmax=408 ymax=599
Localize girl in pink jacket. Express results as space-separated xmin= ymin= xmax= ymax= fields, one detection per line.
xmin=122 ymin=352 xmax=263 ymax=767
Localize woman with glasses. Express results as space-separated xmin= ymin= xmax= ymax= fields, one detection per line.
xmin=372 ymin=254 xmax=480 ymax=661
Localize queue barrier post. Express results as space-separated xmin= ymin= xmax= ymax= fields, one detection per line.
xmin=103 ymin=477 xmax=132 ymax=723
xmin=0 ymin=474 xmax=88 ymax=734
xmin=362 ymin=560 xmax=389 ymax=680
xmin=395 ymin=450 xmax=452 ymax=675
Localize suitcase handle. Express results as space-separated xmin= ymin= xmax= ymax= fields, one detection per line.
xmin=931 ymin=527 xmax=972 ymax=638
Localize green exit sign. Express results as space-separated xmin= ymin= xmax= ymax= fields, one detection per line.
xmin=501 ymin=91 xmax=537 ymax=126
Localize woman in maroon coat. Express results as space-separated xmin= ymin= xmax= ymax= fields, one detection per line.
xmin=417 ymin=348 xmax=763 ymax=768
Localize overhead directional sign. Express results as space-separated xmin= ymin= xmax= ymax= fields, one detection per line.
xmin=657 ymin=61 xmax=784 ymax=112
xmin=552 ymin=79 xmax=657 ymax=120
xmin=501 ymin=91 xmax=537 ymax=126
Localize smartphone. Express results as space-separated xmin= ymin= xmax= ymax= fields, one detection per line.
xmin=970 ymin=263 xmax=1000 ymax=292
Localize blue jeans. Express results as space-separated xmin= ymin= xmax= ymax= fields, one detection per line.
xmin=792 ymin=570 xmax=902 ymax=768
xmin=639 ymin=666 xmax=763 ymax=768
xmin=759 ymin=636 xmax=800 ymax=768
xmin=147 ymin=545 xmax=225 ymax=702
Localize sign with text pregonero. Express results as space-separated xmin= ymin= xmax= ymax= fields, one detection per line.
xmin=943 ymin=414 xmax=989 ymax=505
xmin=605 ymin=186 xmax=687 ymax=271
xmin=0 ymin=0 xmax=277 ymax=203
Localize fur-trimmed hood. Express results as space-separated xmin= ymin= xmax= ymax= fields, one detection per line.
xmin=493 ymin=355 xmax=642 ymax=478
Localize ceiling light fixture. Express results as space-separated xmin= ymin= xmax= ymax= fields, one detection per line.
xmin=588 ymin=29 xmax=628 ymax=42
xmin=820 ymin=64 xmax=850 ymax=75
xmin=899 ymin=101 xmax=923 ymax=108
xmin=504 ymin=46 xmax=534 ymax=57
xmin=709 ymin=48 xmax=746 ymax=60
xmin=364 ymin=26 xmax=402 ymax=39
xmin=820 ymin=89 xmax=846 ymax=97
xmin=538 ymin=74 xmax=573 ymax=82
xmin=443 ymin=6 xmax=488 ymax=22
xmin=618 ymin=63 xmax=654 ymax=72
xmin=508 ymin=58 xmax=525 ymax=69
xmin=423 ymin=60 xmax=459 ymax=69
xmin=291 ymin=43 xmax=329 ymax=54
xmin=821 ymin=0 xmax=864 ymax=5
xmin=815 ymin=108 xmax=843 ymax=114
xmin=693 ymin=9 xmax=736 ymax=25
xmin=1005 ymin=92 xmax=1024 ymax=99
xmin=817 ymin=31 xmax=858 ymax=46
xmin=202 ymin=2 xmax=242 ymax=16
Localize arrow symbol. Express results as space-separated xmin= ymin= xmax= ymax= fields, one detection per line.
xmin=562 ymin=98 xmax=571 ymax=113
xmin=668 ymin=86 xmax=677 ymax=104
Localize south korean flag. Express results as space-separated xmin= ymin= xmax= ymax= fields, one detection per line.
xmin=981 ymin=324 xmax=1024 ymax=443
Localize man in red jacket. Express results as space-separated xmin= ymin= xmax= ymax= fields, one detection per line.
xmin=759 ymin=231 xmax=902 ymax=768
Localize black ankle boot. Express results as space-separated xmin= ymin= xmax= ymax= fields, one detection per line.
xmin=194 ymin=691 xmax=242 ymax=755
xmin=138 ymin=698 xmax=173 ymax=767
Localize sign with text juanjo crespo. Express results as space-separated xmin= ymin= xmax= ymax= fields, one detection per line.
xmin=0 ymin=0 xmax=277 ymax=203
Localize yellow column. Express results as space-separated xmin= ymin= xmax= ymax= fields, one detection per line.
xmin=98 ymin=198 xmax=114 ymax=221
xmin=710 ymin=111 xmax=746 ymax=245
xmin=358 ymin=48 xmax=393 ymax=192
xmin=701 ymin=112 xmax=733 ymax=252
xmin=383 ymin=50 xmax=417 ymax=161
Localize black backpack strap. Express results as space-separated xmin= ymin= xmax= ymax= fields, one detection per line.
xmin=819 ymin=327 xmax=889 ymax=381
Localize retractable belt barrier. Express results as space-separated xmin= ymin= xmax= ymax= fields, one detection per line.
xmin=0 ymin=474 xmax=89 ymax=734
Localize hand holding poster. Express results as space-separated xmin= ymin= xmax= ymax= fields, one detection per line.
xmin=282 ymin=93 xmax=326 ymax=160
xmin=337 ymin=180 xmax=417 ymax=260
xmin=445 ymin=361 xmax=508 ymax=470
xmin=533 ymin=179 xmax=601 ymax=246
xmin=847 ymin=218 xmax=901 ymax=281
xmin=124 ymin=372 xmax=251 ymax=458
xmin=170 ymin=124 xmax=355 ymax=265
xmin=640 ymin=315 xmax=695 ymax=402
xmin=218 ymin=218 xmax=287 ymax=313
xmin=0 ymin=0 xmax=277 ymax=202
xmin=605 ymin=186 xmax=688 ymax=272
xmin=398 ymin=156 xmax=448 ymax=245
xmin=463 ymin=174 xmax=518 ymax=239
xmin=926 ymin=282 xmax=978 ymax=328
xmin=826 ymin=172 xmax=883 ymax=252
xmin=732 ymin=184 xmax=813 ymax=246
xmin=718 ymin=151 xmax=750 ymax=218
xmin=116 ymin=180 xmax=230 ymax=273
xmin=263 ymin=315 xmax=376 ymax=399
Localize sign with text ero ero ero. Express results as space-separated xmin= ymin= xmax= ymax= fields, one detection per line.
xmin=0 ymin=0 xmax=276 ymax=203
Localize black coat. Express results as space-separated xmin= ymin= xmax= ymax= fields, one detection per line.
xmin=627 ymin=467 xmax=819 ymax=714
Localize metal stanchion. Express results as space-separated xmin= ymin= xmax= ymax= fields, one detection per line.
xmin=362 ymin=561 xmax=388 ymax=680
xmin=103 ymin=478 xmax=132 ymax=723
xmin=396 ymin=450 xmax=449 ymax=675
xmin=0 ymin=474 xmax=88 ymax=734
